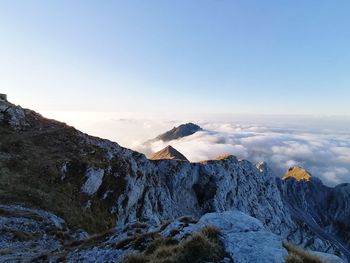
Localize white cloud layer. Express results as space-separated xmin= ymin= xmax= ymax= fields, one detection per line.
xmin=136 ymin=121 xmax=350 ymax=186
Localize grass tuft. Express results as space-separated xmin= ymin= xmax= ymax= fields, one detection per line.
xmin=283 ymin=242 xmax=326 ymax=263
xmin=122 ymin=226 xmax=226 ymax=263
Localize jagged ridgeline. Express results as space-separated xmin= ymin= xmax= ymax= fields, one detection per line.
xmin=0 ymin=97 xmax=349 ymax=262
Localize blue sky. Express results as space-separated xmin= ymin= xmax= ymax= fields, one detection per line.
xmin=1 ymin=1 xmax=350 ymax=115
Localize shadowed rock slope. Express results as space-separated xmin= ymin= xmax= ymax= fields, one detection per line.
xmin=278 ymin=176 xmax=350 ymax=260
xmin=0 ymin=97 xmax=349 ymax=261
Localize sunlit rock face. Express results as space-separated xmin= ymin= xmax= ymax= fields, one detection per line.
xmin=282 ymin=166 xmax=312 ymax=182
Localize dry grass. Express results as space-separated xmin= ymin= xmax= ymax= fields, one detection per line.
xmin=285 ymin=253 xmax=304 ymax=263
xmin=113 ymin=231 xmax=160 ymax=251
xmin=144 ymin=237 xmax=179 ymax=255
xmin=122 ymin=226 xmax=225 ymax=263
xmin=0 ymin=122 xmax=128 ymax=234
xmin=26 ymin=228 xmax=116 ymax=262
xmin=64 ymin=228 xmax=115 ymax=249
xmin=283 ymin=242 xmax=326 ymax=263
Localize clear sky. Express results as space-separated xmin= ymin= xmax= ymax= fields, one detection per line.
xmin=1 ymin=0 xmax=350 ymax=115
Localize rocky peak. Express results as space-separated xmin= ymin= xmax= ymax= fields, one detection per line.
xmin=282 ymin=166 xmax=312 ymax=182
xmin=150 ymin=145 xmax=188 ymax=161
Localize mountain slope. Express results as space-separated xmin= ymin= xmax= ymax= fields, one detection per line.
xmin=0 ymin=97 xmax=349 ymax=260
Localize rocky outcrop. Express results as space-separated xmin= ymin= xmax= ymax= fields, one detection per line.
xmin=81 ymin=168 xmax=105 ymax=195
xmin=1 ymin=98 xmax=349 ymax=261
xmin=177 ymin=211 xmax=288 ymax=263
xmin=0 ymin=205 xmax=70 ymax=262
xmin=2 ymin=206 xmax=344 ymax=263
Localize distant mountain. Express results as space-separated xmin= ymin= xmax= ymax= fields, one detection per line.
xmin=150 ymin=145 xmax=188 ymax=161
xmin=153 ymin=122 xmax=202 ymax=142
xmin=138 ymin=122 xmax=202 ymax=157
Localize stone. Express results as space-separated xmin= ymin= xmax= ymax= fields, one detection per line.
xmin=81 ymin=168 xmax=105 ymax=195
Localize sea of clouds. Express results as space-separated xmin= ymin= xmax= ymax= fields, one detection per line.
xmin=42 ymin=111 xmax=350 ymax=186
xmin=140 ymin=121 xmax=350 ymax=186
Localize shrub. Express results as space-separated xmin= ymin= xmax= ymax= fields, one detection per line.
xmin=175 ymin=231 xmax=224 ymax=263
xmin=144 ymin=237 xmax=178 ymax=255
xmin=122 ymin=226 xmax=226 ymax=263
xmin=200 ymin=226 xmax=221 ymax=241
xmin=65 ymin=228 xmax=115 ymax=249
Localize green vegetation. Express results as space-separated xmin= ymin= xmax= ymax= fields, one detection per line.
xmin=284 ymin=242 xmax=326 ymax=263
xmin=0 ymin=120 xmax=128 ymax=233
xmin=122 ymin=226 xmax=226 ymax=263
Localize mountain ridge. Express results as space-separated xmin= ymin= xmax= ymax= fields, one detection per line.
xmin=0 ymin=98 xmax=349 ymax=261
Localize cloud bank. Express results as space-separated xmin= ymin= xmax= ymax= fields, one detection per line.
xmin=41 ymin=111 xmax=350 ymax=186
